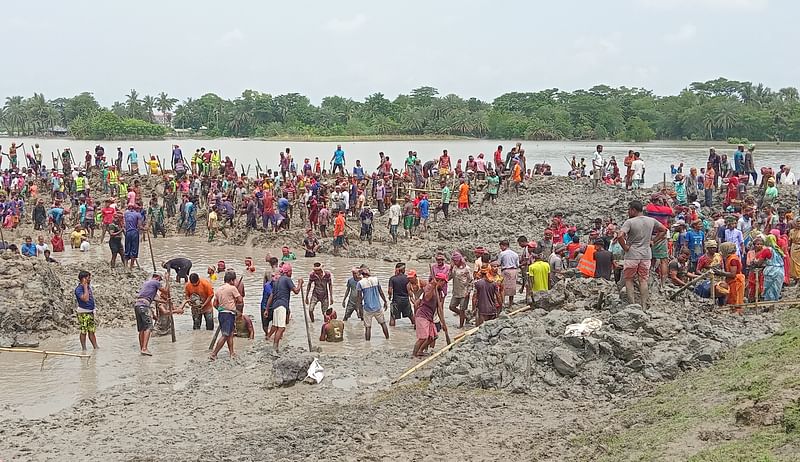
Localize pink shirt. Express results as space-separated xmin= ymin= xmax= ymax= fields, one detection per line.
xmin=215 ymin=284 xmax=242 ymax=313
xmin=127 ymin=191 xmax=136 ymax=207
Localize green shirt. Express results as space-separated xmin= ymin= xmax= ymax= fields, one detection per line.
xmin=487 ymin=175 xmax=500 ymax=194
xmin=441 ymin=186 xmax=451 ymax=204
xmin=281 ymin=253 xmax=297 ymax=261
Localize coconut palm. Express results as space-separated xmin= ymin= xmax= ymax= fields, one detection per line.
xmin=714 ymin=103 xmax=738 ymax=135
xmin=702 ymin=113 xmax=715 ymax=140
xmin=142 ymin=95 xmax=156 ymax=123
xmin=4 ymin=96 xmax=27 ymax=135
xmin=156 ymin=92 xmax=178 ymax=125
xmin=125 ymin=89 xmax=143 ymax=119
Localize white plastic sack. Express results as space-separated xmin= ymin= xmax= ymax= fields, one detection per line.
xmin=564 ymin=317 xmax=603 ymax=338
xmin=306 ymin=358 xmax=325 ymax=384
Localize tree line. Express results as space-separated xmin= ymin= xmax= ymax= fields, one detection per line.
xmin=1 ymin=78 xmax=799 ymax=141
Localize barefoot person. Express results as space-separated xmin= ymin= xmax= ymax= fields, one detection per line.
xmin=388 ymin=263 xmax=414 ymax=327
xmin=319 ymin=307 xmax=345 ymax=342
xmin=265 ymin=263 xmax=303 ymax=354
xmin=74 ymin=270 xmax=98 ymax=350
xmin=412 ymin=273 xmax=448 ymax=357
xmin=357 ymin=267 xmax=389 ymax=341
xmin=617 ymin=200 xmax=667 ymax=310
xmin=184 ymin=273 xmax=214 ymax=330
xmin=305 ymin=262 xmax=333 ymax=322
xmin=210 ymin=271 xmax=244 ymax=360
xmin=134 ymin=272 xmax=168 ymax=356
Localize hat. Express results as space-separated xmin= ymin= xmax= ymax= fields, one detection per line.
xmin=692 ymin=202 xmax=701 ymax=209
xmin=706 ymin=240 xmax=718 ymax=248
xmin=527 ymin=241 xmax=537 ymax=249
xmin=407 ymin=270 xmax=417 ymax=278
xmin=434 ymin=273 xmax=448 ymax=282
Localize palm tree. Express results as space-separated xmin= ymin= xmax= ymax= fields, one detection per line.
xmin=702 ymin=113 xmax=715 ymax=140
xmin=778 ymin=87 xmax=799 ymax=103
xmin=142 ymin=95 xmax=156 ymax=123
xmin=714 ymin=103 xmax=738 ymax=134
xmin=4 ymin=96 xmax=27 ymax=135
xmin=111 ymin=102 xmax=127 ymax=118
xmin=156 ymin=92 xmax=178 ymax=125
xmin=125 ymin=89 xmax=142 ymax=119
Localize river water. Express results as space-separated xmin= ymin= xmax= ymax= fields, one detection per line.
xmin=1 ymin=237 xmax=427 ymax=419
xmin=3 ymin=137 xmax=799 ymax=185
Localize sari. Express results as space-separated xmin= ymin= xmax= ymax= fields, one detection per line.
xmin=724 ymin=254 xmax=745 ymax=305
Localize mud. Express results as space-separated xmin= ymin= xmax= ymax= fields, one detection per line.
xmin=430 ymin=278 xmax=784 ymax=397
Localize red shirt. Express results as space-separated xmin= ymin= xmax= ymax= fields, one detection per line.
xmin=101 ymin=207 xmax=116 ymax=225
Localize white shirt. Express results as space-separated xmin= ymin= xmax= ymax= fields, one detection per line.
xmin=592 ymin=151 xmax=603 ymax=169
xmin=781 ymin=171 xmax=796 ymax=185
xmin=341 ymin=191 xmax=350 ymax=210
xmin=388 ymin=204 xmax=401 ymax=226
xmin=632 ymin=159 xmax=645 ymax=180
xmin=80 ymin=241 xmax=90 ymax=252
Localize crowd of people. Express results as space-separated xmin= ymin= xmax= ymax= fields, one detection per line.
xmin=1 ymin=140 xmax=799 ymax=359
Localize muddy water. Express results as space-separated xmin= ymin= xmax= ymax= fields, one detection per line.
xmin=2 ymin=236 xmax=451 ymax=419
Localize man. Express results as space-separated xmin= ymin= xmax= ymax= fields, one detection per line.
xmin=108 ymin=212 xmax=125 ymax=268
xmin=184 ymin=273 xmax=214 ymax=330
xmin=592 ymin=144 xmax=604 ymax=189
xmin=210 ymin=271 xmax=244 ymax=360
xmin=686 ymin=219 xmax=706 ymax=273
xmin=333 ymin=210 xmax=346 ymax=255
xmin=617 ymin=200 xmax=667 ymax=310
xmin=781 ymin=166 xmax=796 ymax=185
xmin=631 ymin=152 xmax=645 ymax=190
xmin=21 ymin=236 xmax=37 ymax=257
xmin=123 ymin=205 xmax=142 ymax=269
xmin=127 ymin=147 xmax=139 ymax=174
xmin=388 ymin=263 xmax=414 ymax=327
xmin=359 ymin=204 xmax=374 ymax=242
xmin=549 ymin=244 xmax=567 ymax=287
xmin=473 ymin=265 xmax=499 ymax=327
xmin=265 ymin=264 xmax=303 ymax=354
xmin=306 ymin=262 xmax=333 ymax=322
xmin=342 ymin=267 xmax=364 ymax=321
xmin=418 ymin=194 xmax=430 ymax=233
xmin=733 ymin=144 xmax=744 ymax=175
xmin=723 ymin=216 xmax=745 ymax=259
xmin=593 ymin=238 xmax=614 ymax=281
xmin=448 ymin=252 xmax=473 ymax=328
xmin=388 ymin=197 xmax=401 ymax=243
xmin=320 ymin=308 xmax=345 ymax=342
xmin=163 ymin=257 xmax=193 ymax=283
xmin=134 ymin=272 xmax=168 ymax=356
xmin=357 ymin=267 xmax=389 ymax=341
xmin=413 ymin=273 xmax=447 ymax=356
xmin=75 ymin=270 xmax=99 ymax=350
xmin=668 ymin=249 xmax=691 ymax=286
xmin=497 ymin=240 xmax=520 ymax=308
xmin=527 ymin=252 xmax=551 ymax=293
xmin=331 ymin=144 xmax=346 ymax=176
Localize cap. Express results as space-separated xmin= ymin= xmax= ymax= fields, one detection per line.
xmin=434 ymin=273 xmax=448 ymax=281
xmin=527 ymin=242 xmax=537 ymax=249
xmin=692 ymin=201 xmax=701 ymax=209
xmin=407 ymin=270 xmax=417 ymax=278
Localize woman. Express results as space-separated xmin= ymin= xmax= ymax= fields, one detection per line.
xmin=756 ymin=234 xmax=785 ymax=301
xmin=723 ymin=175 xmax=739 ymax=208
xmin=771 ymin=229 xmax=791 ymax=285
xmin=717 ymin=242 xmax=745 ymax=306
xmin=790 ymin=218 xmax=800 ymax=284
xmin=746 ymin=236 xmax=765 ymax=302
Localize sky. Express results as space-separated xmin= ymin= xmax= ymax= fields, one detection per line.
xmin=2 ymin=0 xmax=797 ymax=106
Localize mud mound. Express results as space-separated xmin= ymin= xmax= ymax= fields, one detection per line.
xmin=0 ymin=252 xmax=146 ymax=336
xmin=431 ymin=278 xmax=783 ymax=398
xmin=0 ymin=253 xmax=71 ymax=334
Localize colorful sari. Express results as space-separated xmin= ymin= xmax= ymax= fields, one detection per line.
xmin=724 ymin=254 xmax=745 ymax=305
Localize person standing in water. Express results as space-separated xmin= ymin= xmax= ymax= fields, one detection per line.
xmin=210 ymin=271 xmax=244 ymax=361
xmin=134 ymin=272 xmax=168 ymax=356
xmin=75 ymin=270 xmax=99 ymax=351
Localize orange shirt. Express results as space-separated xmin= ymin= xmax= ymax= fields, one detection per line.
xmin=458 ymin=183 xmax=469 ymax=203
xmin=185 ymin=278 xmax=214 ymax=313
xmin=334 ymin=215 xmax=345 ymax=237
xmin=512 ymin=164 xmax=522 ymax=182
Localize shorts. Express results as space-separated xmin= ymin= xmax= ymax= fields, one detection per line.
xmin=652 ymin=240 xmax=668 ymax=260
xmin=77 ymin=312 xmax=96 ymax=334
xmin=623 ymin=259 xmax=652 ymax=281
xmin=109 ymin=238 xmax=123 ymax=255
xmin=363 ymin=309 xmax=385 ymax=328
xmin=134 ymin=304 xmax=152 ymax=332
xmin=310 ymin=295 xmax=330 ymax=313
xmin=219 ymin=311 xmax=235 ymax=337
xmin=83 ymin=219 xmax=95 ymax=230
xmin=415 ymin=317 xmax=436 ymax=340
xmin=439 ymin=168 xmax=450 ymax=176
xmin=449 ymin=296 xmax=469 ymax=312
xmin=272 ymin=306 xmax=287 ymax=328
xmin=403 ymin=216 xmax=414 ymax=230
xmin=391 ymin=297 xmax=413 ymax=319
xmin=333 ymin=236 xmax=344 ymax=247
xmin=130 ymin=162 xmax=139 ymax=171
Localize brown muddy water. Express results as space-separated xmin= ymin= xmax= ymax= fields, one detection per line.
xmin=1 ymin=236 xmax=438 ymax=419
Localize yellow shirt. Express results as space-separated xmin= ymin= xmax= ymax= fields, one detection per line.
xmin=70 ymin=230 xmax=86 ymax=247
xmin=148 ymin=160 xmax=159 ymax=174
xmin=527 ymin=261 xmax=550 ymax=292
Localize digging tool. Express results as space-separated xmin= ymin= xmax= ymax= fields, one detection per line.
xmin=299 ymin=281 xmax=313 ymax=352
xmin=668 ymin=270 xmax=712 ymax=300
xmin=208 ymin=325 xmax=221 ymax=350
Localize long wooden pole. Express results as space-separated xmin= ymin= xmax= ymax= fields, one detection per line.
xmin=299 ymin=281 xmax=313 ymax=352
xmin=0 ymin=347 xmax=91 ymax=358
xmin=669 ymin=270 xmax=712 ymax=300
xmin=393 ymin=305 xmax=533 ymax=384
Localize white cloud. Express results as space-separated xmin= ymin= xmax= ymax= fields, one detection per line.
xmin=664 ymin=24 xmax=697 ymax=43
xmin=638 ymin=0 xmax=767 ymax=10
xmin=218 ymin=29 xmax=245 ymax=46
xmin=325 ymin=14 xmax=367 ymax=33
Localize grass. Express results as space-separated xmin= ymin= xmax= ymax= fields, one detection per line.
xmin=576 ymin=310 xmax=800 ymax=461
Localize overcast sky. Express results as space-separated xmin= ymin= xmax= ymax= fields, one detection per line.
xmin=3 ymin=0 xmax=796 ymax=105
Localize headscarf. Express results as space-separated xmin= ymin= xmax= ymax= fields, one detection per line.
xmin=719 ymin=241 xmax=737 ymax=257
xmin=765 ymin=234 xmax=784 ymax=257
xmin=728 ymin=176 xmax=739 ymax=187
xmin=451 ymin=251 xmax=464 ymax=264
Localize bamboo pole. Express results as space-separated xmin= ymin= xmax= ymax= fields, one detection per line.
xmin=0 ymin=347 xmax=90 ymax=358
xmin=669 ymin=270 xmax=712 ymax=300
xmin=718 ymin=299 xmax=800 ymax=311
xmin=393 ymin=305 xmax=533 ymax=384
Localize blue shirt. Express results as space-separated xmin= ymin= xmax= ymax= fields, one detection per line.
xmin=260 ymin=280 xmax=273 ymax=310
xmin=137 ymin=279 xmax=161 ymax=302
xmin=686 ymin=229 xmax=705 ymax=262
xmin=333 ymin=149 xmax=345 ymax=165
xmin=21 ymin=243 xmax=37 ymax=257
xmin=358 ymin=276 xmax=382 ymax=312
xmin=733 ymin=150 xmax=743 ymax=172
xmin=419 ymin=199 xmax=430 ymax=219
xmin=75 ymin=284 xmax=96 ymax=312
xmin=123 ymin=210 xmax=141 ymax=233
xmin=128 ymin=150 xmax=139 ymax=164
xmin=271 ymin=275 xmax=295 ymax=309
xmin=353 ymin=166 xmax=364 ymax=180
xmin=277 ymin=197 xmax=289 ymax=213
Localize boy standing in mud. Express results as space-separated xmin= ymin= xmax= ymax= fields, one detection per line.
xmin=75 ymin=270 xmax=99 ymax=350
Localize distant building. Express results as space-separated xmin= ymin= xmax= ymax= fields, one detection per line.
xmin=153 ymin=112 xmax=174 ymax=127
xmin=49 ymin=126 xmax=68 ymax=136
